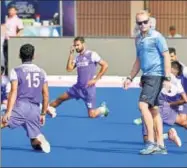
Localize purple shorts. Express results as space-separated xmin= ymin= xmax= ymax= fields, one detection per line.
xmin=8 ymin=100 xmax=41 ymax=139
xmin=67 ymin=84 xmax=96 ymax=109
xmin=159 ymin=103 xmax=178 ymax=125
xmin=178 ymin=103 xmax=187 ymax=114
xmin=142 ymin=103 xmax=177 ymax=136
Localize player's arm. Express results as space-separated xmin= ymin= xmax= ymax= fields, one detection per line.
xmin=41 ymin=71 xmax=49 ymax=116
xmin=169 ymin=93 xmax=187 ymax=106
xmin=169 ymin=80 xmax=187 ymax=106
xmin=6 ymin=82 xmax=11 ymax=99
xmin=92 ymin=51 xmax=108 ymax=80
xmin=66 ymin=46 xmax=76 ymax=72
xmin=87 ymin=52 xmax=108 ymax=86
xmin=41 ymin=82 xmax=49 ymax=115
xmin=94 ymin=60 xmax=108 ymax=81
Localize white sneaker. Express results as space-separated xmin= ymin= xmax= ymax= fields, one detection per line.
xmin=168 ymin=128 xmax=182 ymax=147
xmin=36 ymin=134 xmax=51 ymax=153
xmin=99 ymin=102 xmax=109 ymax=117
xmin=133 ymin=118 xmax=142 ymax=125
xmin=48 ymin=106 xmax=57 ymax=118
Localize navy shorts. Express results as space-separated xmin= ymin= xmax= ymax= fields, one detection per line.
xmin=139 ymin=75 xmax=164 ymax=108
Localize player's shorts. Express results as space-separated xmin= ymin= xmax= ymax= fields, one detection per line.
xmin=178 ymin=103 xmax=187 ymax=114
xmin=8 ymin=100 xmax=41 ymax=139
xmin=139 ymin=75 xmax=164 ymax=108
xmin=67 ymin=84 xmax=96 ymax=110
xmin=159 ymin=103 xmax=178 ymax=125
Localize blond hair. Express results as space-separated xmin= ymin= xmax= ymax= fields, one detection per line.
xmin=136 ymin=10 xmax=149 ymax=19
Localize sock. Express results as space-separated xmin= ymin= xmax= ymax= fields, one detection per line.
xmin=97 ymin=106 xmax=106 ymax=116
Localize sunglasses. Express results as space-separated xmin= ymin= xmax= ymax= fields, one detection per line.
xmin=136 ymin=19 xmax=149 ymax=26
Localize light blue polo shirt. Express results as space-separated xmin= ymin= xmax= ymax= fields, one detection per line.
xmin=135 ymin=29 xmax=168 ymax=76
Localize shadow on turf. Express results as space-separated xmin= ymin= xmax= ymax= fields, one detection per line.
xmin=51 ymin=139 xmax=187 ymax=155
xmin=89 ymin=140 xmax=143 ymax=146
xmin=51 ymin=145 xmax=187 ymax=155
xmin=1 ymin=146 xmax=37 ymax=153
xmin=51 ymin=145 xmax=140 ymax=154
xmin=50 ymin=114 xmax=88 ymax=119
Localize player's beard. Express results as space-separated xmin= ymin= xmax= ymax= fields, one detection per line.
xmin=76 ymin=47 xmax=84 ymax=53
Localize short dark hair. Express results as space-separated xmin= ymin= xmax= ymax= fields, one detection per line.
xmin=74 ymin=36 xmax=85 ymax=43
xmin=171 ymin=61 xmax=182 ymax=76
xmin=8 ymin=5 xmax=18 ymax=11
xmin=169 ymin=47 xmax=176 ymax=55
xmin=169 ymin=25 xmax=176 ymax=31
xmin=1 ymin=66 xmax=5 ymax=75
xmin=19 ymin=44 xmax=35 ymax=62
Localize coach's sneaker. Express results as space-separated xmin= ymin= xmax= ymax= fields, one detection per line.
xmin=152 ymin=145 xmax=167 ymax=155
xmin=139 ymin=141 xmax=156 ymax=155
xmin=47 ymin=106 xmax=57 ymax=118
xmin=99 ymin=102 xmax=109 ymax=117
xmin=168 ymin=128 xmax=182 ymax=147
xmin=36 ymin=134 xmax=51 ymax=153
xmin=133 ymin=117 xmax=142 ymax=125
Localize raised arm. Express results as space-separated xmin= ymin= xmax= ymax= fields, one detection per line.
xmin=66 ymin=46 xmax=76 ymax=72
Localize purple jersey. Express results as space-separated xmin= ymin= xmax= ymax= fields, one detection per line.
xmin=1 ymin=76 xmax=10 ymax=103
xmin=159 ymin=73 xmax=184 ymax=106
xmin=9 ymin=63 xmax=47 ymax=104
xmin=74 ymin=50 xmax=101 ymax=87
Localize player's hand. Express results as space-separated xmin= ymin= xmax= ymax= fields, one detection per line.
xmin=123 ymin=78 xmax=132 ymax=90
xmin=2 ymin=112 xmax=11 ymax=123
xmin=40 ymin=115 xmax=46 ymax=126
xmin=163 ymin=80 xmax=171 ymax=93
xmin=70 ymin=45 xmax=75 ymax=54
xmin=87 ymin=78 xmax=98 ymax=87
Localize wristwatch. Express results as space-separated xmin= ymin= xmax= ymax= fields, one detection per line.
xmin=127 ymin=76 xmax=133 ymax=82
xmin=164 ymin=76 xmax=171 ymax=81
xmin=41 ymin=112 xmax=46 ymax=116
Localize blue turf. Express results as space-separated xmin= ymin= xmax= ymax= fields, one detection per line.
xmin=2 ymin=87 xmax=187 ymax=167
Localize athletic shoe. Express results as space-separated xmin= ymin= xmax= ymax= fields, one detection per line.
xmin=139 ymin=141 xmax=156 ymax=155
xmin=152 ymin=145 xmax=168 ymax=155
xmin=100 ymin=102 xmax=109 ymax=117
xmin=133 ymin=117 xmax=142 ymax=125
xmin=48 ymin=106 xmax=57 ymax=118
xmin=36 ymin=134 xmax=51 ymax=153
xmin=168 ymin=128 xmax=182 ymax=147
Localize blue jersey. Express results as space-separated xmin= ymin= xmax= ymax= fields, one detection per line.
xmin=135 ymin=29 xmax=168 ymax=76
